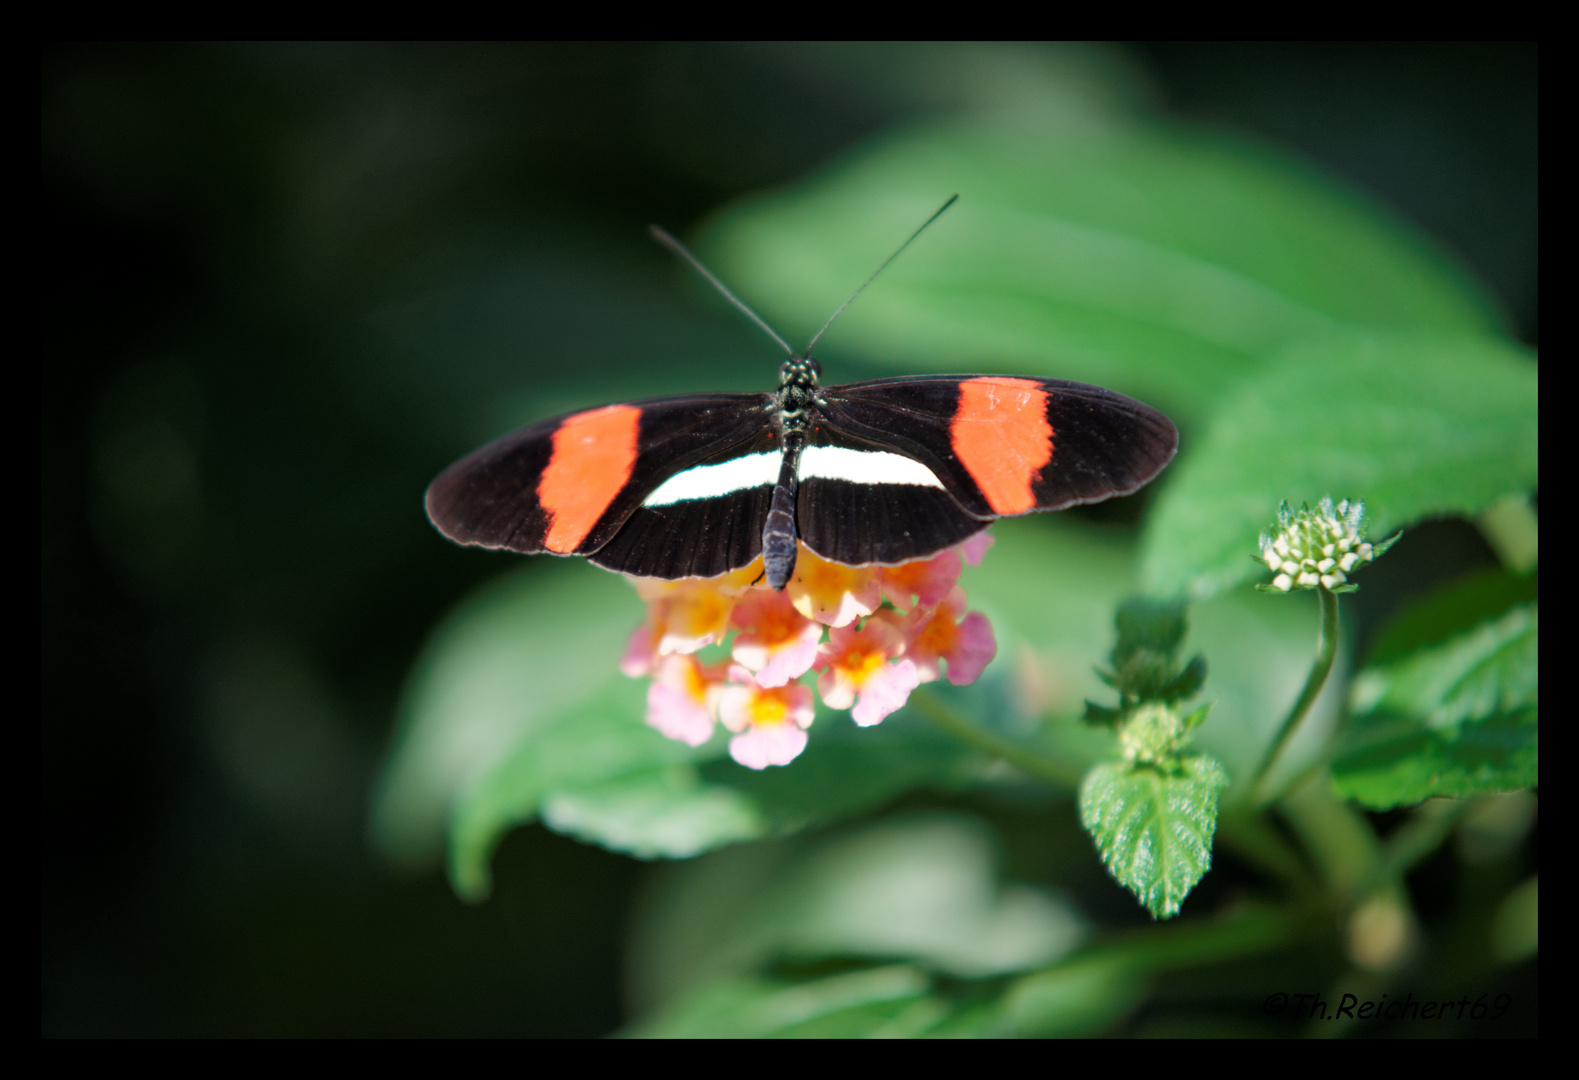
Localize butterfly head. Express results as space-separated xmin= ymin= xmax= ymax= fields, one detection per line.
xmin=778 ymin=355 xmax=820 ymax=387
xmin=777 ymin=356 xmax=821 ymax=422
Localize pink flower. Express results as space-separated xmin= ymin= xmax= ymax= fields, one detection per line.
xmin=959 ymin=531 xmax=994 ymax=566
xmin=814 ymin=616 xmax=920 ymax=727
xmin=903 ymin=585 xmax=997 ymax=686
xmin=730 ymin=588 xmax=823 ymax=688
xmin=619 ymin=622 xmax=656 ymax=677
xmin=619 ymin=531 xmax=999 ymax=765
xmin=718 ymin=665 xmax=815 ymax=769
xmin=878 ymin=549 xmax=963 ymax=613
xmin=644 ymin=654 xmax=724 ymax=746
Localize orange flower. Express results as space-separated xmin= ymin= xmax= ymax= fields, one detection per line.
xmin=903 ymin=585 xmax=997 ymax=685
xmin=786 ymin=546 xmax=881 ymax=628
xmin=878 ymin=549 xmax=963 ymax=613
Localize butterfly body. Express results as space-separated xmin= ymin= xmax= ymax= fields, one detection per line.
xmin=425 ymin=354 xmax=1178 ymax=587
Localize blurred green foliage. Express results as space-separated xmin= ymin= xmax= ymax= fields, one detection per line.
xmin=45 ymin=43 xmax=1535 ymax=1036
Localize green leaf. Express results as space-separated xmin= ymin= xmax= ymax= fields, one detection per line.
xmin=1140 ymin=332 xmax=1538 ymax=599
xmin=700 ymin=125 xmax=1503 ymax=427
xmin=540 ymin=766 xmax=767 ymax=861
xmin=445 ymin=677 xmax=723 ymax=899
xmin=732 ymin=814 xmax=1086 ymax=978
xmin=1332 ymin=603 xmax=1538 ymax=807
xmin=623 ymin=965 xmax=935 ymax=1039
xmin=1001 ymin=953 xmax=1148 ymax=1037
xmin=1330 ymin=708 xmax=1538 ymax=809
xmin=625 ymin=814 xmax=1088 ymax=1015
xmin=1365 ymin=567 xmax=1538 ymax=667
xmin=1079 ymin=755 xmax=1229 ymax=918
xmin=450 ymin=689 xmax=985 ymax=900
xmin=1350 ymin=603 xmax=1537 ymax=729
xmin=371 ymin=561 xmax=646 ymax=866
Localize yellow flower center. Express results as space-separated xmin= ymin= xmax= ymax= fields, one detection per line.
xmin=838 ymin=647 xmax=887 ymax=686
xmin=748 ymin=688 xmax=791 ymax=726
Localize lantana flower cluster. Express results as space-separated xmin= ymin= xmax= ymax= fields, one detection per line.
xmin=1258 ymin=497 xmax=1386 ymax=593
xmin=619 ymin=533 xmax=998 ymax=770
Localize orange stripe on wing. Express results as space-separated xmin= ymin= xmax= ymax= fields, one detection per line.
xmin=539 ymin=404 xmax=641 ymax=553
xmin=950 ymin=377 xmax=1052 ymax=515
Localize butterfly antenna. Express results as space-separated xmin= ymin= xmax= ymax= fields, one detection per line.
xmin=649 ymin=225 xmax=796 ymax=359
xmin=801 ymin=194 xmax=958 ymax=357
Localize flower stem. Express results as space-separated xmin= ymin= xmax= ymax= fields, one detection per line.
xmin=1252 ymin=585 xmax=1340 ymax=804
xmin=907 ymin=690 xmax=1081 ymax=788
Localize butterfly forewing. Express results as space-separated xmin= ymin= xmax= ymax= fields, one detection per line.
xmin=817 ymin=376 xmax=1178 ymax=519
xmin=587 ymin=428 xmax=782 ymax=578
xmin=424 ymin=392 xmax=773 ymax=557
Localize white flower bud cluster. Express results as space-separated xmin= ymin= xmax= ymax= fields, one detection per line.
xmin=1259 ymin=497 xmax=1376 ymax=592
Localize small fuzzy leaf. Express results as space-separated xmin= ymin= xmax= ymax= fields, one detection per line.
xmin=1079 ymin=755 xmax=1229 ymax=918
xmin=1084 ymin=701 xmax=1124 ymax=726
xmin=1164 ymin=655 xmax=1208 ymax=702
xmin=1114 ymin=597 xmax=1190 ymax=657
xmin=1181 ymin=702 xmax=1213 ymax=733
xmin=1097 ymin=597 xmax=1200 ymax=704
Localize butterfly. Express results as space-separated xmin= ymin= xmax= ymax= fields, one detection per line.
xmin=426 ymin=200 xmax=1177 ymax=588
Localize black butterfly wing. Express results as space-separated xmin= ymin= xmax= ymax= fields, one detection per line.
xmin=818 ymin=375 xmax=1177 ymax=515
xmin=425 ymin=393 xmax=775 ymax=571
xmin=796 ymin=375 xmax=1176 ymax=566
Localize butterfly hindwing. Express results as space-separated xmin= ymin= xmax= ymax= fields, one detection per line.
xmin=792 ymin=425 xmax=989 ymax=568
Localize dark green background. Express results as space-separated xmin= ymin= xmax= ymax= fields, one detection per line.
xmin=43 ymin=43 xmax=1536 ymax=1036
